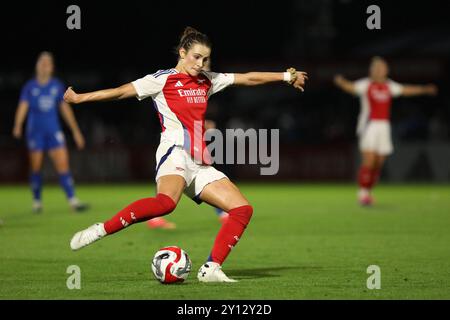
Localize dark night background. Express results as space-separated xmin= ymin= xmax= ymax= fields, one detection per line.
xmin=1 ymin=0 xmax=449 ymax=182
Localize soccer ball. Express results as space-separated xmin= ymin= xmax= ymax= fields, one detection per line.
xmin=151 ymin=246 xmax=192 ymax=284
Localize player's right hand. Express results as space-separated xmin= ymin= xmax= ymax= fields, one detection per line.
xmin=73 ymin=130 xmax=85 ymax=150
xmin=334 ymin=74 xmax=344 ymax=86
xmin=204 ymin=120 xmax=216 ymax=131
xmin=425 ymin=84 xmax=438 ymax=96
xmin=64 ymin=87 xmax=80 ymax=104
xmin=12 ymin=126 xmax=22 ymax=139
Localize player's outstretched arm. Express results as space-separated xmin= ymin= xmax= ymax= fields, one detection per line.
xmin=234 ymin=68 xmax=308 ymax=91
xmin=334 ymin=74 xmax=357 ymax=95
xmin=401 ymin=84 xmax=438 ymax=97
xmin=64 ymin=83 xmax=137 ymax=104
xmin=12 ymin=101 xmax=29 ymax=139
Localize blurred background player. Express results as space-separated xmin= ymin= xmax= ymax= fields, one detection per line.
xmin=64 ymin=26 xmax=307 ymax=282
xmin=12 ymin=51 xmax=89 ymax=213
xmin=334 ymin=56 xmax=438 ymax=206
xmin=146 ymin=215 xmax=176 ymax=229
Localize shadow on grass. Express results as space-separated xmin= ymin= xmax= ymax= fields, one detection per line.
xmin=0 ymin=211 xmax=38 ymax=227
xmin=227 ymin=266 xmax=322 ymax=279
xmin=356 ymin=203 xmax=398 ymax=212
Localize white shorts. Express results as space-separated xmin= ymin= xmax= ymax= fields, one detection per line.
xmin=359 ymin=120 xmax=393 ymax=155
xmin=155 ymin=141 xmax=228 ymax=204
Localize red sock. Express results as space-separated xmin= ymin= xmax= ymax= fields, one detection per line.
xmin=209 ymin=205 xmax=253 ymax=265
xmin=358 ymin=166 xmax=373 ymax=189
xmin=103 ymin=193 xmax=176 ymax=234
xmin=370 ymin=169 xmax=381 ymax=188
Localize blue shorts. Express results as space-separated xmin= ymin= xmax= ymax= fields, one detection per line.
xmin=26 ymin=130 xmax=66 ymax=151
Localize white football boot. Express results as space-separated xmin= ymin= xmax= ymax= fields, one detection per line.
xmin=358 ymin=188 xmax=373 ymax=206
xmin=32 ymin=200 xmax=43 ymax=213
xmin=197 ymin=262 xmax=237 ymax=283
xmin=69 ymin=197 xmax=90 ymax=212
xmin=70 ymin=223 xmax=106 ymax=251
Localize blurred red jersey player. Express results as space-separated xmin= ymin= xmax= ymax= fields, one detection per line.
xmin=334 ymin=57 xmax=437 ymax=206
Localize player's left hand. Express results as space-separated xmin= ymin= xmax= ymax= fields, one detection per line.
xmin=12 ymin=125 xmax=22 ymax=139
xmin=425 ymin=84 xmax=438 ymax=96
xmin=73 ymin=130 xmax=85 ymax=150
xmin=293 ymin=71 xmax=308 ymax=91
xmin=287 ymin=68 xmax=308 ymax=91
xmin=64 ymin=87 xmax=81 ymax=104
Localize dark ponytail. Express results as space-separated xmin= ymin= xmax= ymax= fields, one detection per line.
xmin=175 ymin=26 xmax=211 ymax=56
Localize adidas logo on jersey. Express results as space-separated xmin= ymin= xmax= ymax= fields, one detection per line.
xmin=174 ymin=81 xmax=184 ymax=87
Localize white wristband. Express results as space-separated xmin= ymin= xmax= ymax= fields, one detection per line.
xmin=283 ymin=72 xmax=292 ymax=82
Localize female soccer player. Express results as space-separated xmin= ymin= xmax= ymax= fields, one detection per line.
xmin=65 ymin=27 xmax=307 ymax=282
xmin=334 ymin=56 xmax=437 ymax=206
xmin=13 ymin=52 xmax=88 ymax=213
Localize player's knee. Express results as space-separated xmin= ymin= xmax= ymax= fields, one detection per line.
xmin=230 ymin=204 xmax=253 ymax=223
xmin=242 ymin=205 xmax=253 ymax=220
xmin=156 ymin=193 xmax=177 ymax=214
xmin=227 ymin=196 xmax=251 ymax=211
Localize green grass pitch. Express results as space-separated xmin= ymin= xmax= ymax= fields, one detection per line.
xmin=0 ymin=183 xmax=449 ymax=299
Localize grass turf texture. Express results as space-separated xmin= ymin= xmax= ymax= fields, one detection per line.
xmin=0 ymin=183 xmax=449 ymax=299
